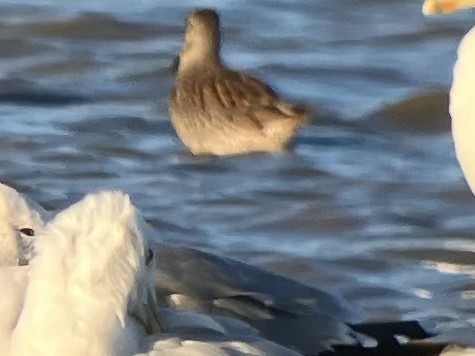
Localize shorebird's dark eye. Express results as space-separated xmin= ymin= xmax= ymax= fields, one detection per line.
xmin=146 ymin=248 xmax=154 ymax=266
xmin=19 ymin=228 xmax=35 ymax=237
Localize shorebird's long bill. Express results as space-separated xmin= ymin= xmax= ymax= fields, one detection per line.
xmin=423 ymin=0 xmax=474 ymax=15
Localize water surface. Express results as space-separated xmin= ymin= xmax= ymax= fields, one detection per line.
xmin=1 ymin=0 xmax=475 ymax=345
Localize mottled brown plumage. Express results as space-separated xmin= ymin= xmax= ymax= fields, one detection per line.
xmin=169 ymin=9 xmax=310 ymax=156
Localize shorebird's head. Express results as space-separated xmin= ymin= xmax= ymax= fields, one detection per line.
xmin=423 ymin=0 xmax=475 ymax=15
xmin=0 ymin=183 xmax=44 ymax=266
xmin=179 ymin=8 xmax=221 ymax=73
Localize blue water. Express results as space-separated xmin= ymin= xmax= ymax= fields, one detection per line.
xmin=1 ymin=0 xmax=474 ymax=344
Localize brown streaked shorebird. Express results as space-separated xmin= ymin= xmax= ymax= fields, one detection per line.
xmin=169 ymin=9 xmax=311 ymax=156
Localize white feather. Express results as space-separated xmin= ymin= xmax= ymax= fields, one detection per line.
xmin=442 ymin=346 xmax=475 ymax=356
xmin=139 ymin=332 xmax=302 ymax=356
xmin=0 ymin=188 xmax=301 ymax=356
xmin=0 ymin=266 xmax=28 ymax=354
xmin=6 ymin=190 xmax=152 ymax=356
xmin=0 ymin=183 xmax=45 ymax=266
xmin=451 ymin=26 xmax=475 ymax=194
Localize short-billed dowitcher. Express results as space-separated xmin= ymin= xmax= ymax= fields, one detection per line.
xmin=169 ymin=9 xmax=310 ymax=156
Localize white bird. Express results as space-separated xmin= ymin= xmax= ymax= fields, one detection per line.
xmin=0 ymin=190 xmax=163 ymax=356
xmin=423 ymin=2 xmax=475 ymax=354
xmin=0 ymin=185 xmax=448 ymax=355
xmin=423 ymin=0 xmax=475 ymax=194
xmin=0 ymin=183 xmax=45 ymax=266
xmin=0 ymin=188 xmax=302 ymax=356
xmin=0 ymin=183 xmax=356 ymax=353
xmin=0 ymin=183 xmax=42 ymax=351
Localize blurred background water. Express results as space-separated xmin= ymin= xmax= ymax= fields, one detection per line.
xmin=1 ymin=0 xmax=474 ymax=345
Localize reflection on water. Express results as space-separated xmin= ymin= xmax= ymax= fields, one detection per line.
xmin=0 ymin=0 xmax=474 ymax=345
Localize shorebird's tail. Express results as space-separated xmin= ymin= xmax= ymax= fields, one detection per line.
xmin=255 ymin=101 xmax=312 ymax=148
xmin=276 ymin=101 xmax=312 ymax=125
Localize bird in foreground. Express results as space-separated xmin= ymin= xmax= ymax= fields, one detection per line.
xmin=0 ymin=186 xmax=461 ymax=355
xmin=153 ymin=243 xmax=358 ymax=354
xmin=169 ymin=9 xmax=310 ymax=156
xmin=0 ymin=183 xmax=45 ymax=266
xmin=422 ymin=2 xmax=475 ymax=355
xmin=139 ymin=307 xmax=301 ymax=356
xmin=154 ymin=244 xmax=463 ymax=355
xmin=0 ymin=188 xmax=302 ymax=356
xmin=0 ymin=186 xmax=348 ymax=352
xmin=1 ymin=191 xmax=164 ymax=356
xmin=423 ymin=0 xmax=475 ymax=194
